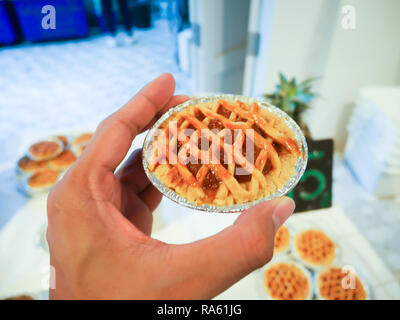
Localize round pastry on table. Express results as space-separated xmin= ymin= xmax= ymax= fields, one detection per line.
xmin=48 ymin=150 xmax=77 ymax=171
xmin=274 ymin=224 xmax=290 ymax=254
xmin=72 ymin=133 xmax=93 ymax=157
xmin=292 ymin=229 xmax=337 ymax=269
xmin=5 ymin=294 xmax=34 ymax=300
xmin=315 ymin=266 xmax=368 ymax=300
xmin=72 ymin=133 xmax=93 ymax=146
xmin=54 ymin=135 xmax=69 ymax=148
xmin=262 ymin=261 xmax=312 ymax=300
xmin=25 ymin=169 xmax=60 ymax=194
xmin=17 ymin=156 xmax=48 ymax=175
xmin=28 ymin=138 xmax=63 ymax=161
xmin=73 ymin=143 xmax=88 ymax=157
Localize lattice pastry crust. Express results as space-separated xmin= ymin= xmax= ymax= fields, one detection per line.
xmin=263 ymin=262 xmax=311 ymax=300
xmin=148 ymin=99 xmax=301 ymax=206
xmin=293 ymin=229 xmax=336 ymax=267
xmin=317 ymin=267 xmax=367 ymax=300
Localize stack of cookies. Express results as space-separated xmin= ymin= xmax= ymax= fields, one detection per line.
xmin=16 ymin=133 xmax=92 ymax=196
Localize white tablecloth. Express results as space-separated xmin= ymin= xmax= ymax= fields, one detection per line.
xmin=1 ymin=194 xmax=399 ymax=299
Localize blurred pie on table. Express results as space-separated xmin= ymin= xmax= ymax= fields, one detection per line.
xmin=48 ymin=150 xmax=77 ymax=171
xmin=55 ymin=135 xmax=69 ymax=147
xmin=72 ymin=133 xmax=93 ymax=156
xmin=27 ymin=169 xmax=60 ymax=192
xmin=274 ymin=225 xmax=290 ymax=254
xmin=263 ymin=261 xmax=311 ymax=300
xmin=16 ymin=132 xmax=92 ymax=196
xmin=292 ymin=229 xmax=337 ymax=268
xmin=148 ymin=99 xmax=302 ymax=207
xmin=17 ymin=156 xmax=48 ymax=175
xmin=316 ymin=266 xmax=368 ymax=300
xmin=28 ymin=139 xmax=63 ymax=161
xmin=72 ymin=132 xmax=92 ymax=146
xmin=5 ymin=294 xmax=34 ymax=300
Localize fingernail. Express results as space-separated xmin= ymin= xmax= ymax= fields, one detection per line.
xmin=271 ymin=197 xmax=295 ymax=233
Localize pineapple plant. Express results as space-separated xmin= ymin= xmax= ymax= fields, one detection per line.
xmin=264 ymin=73 xmax=318 ymax=139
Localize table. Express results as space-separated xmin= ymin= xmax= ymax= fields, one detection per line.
xmin=1 ymin=186 xmax=398 ymax=299
xmin=152 ymin=206 xmax=400 ymax=299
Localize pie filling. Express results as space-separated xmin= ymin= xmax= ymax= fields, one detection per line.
xmin=148 ymin=99 xmax=302 ymax=206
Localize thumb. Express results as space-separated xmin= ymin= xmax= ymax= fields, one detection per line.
xmin=171 ymin=197 xmax=295 ymax=298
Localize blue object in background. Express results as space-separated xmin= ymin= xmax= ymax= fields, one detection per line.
xmin=0 ymin=1 xmax=17 ymax=45
xmin=12 ymin=0 xmax=89 ymax=42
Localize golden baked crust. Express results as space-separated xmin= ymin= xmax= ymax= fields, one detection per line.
xmin=56 ymin=135 xmax=69 ymax=147
xmin=75 ymin=144 xmax=87 ymax=157
xmin=73 ymin=133 xmax=93 ymax=146
xmin=317 ymin=267 xmax=367 ymax=300
xmin=294 ymin=229 xmax=336 ymax=267
xmin=274 ymin=225 xmax=290 ymax=253
xmin=263 ymin=262 xmax=310 ymax=300
xmin=29 ymin=140 xmax=62 ymax=161
xmin=5 ymin=295 xmax=34 ymax=300
xmin=27 ymin=169 xmax=59 ymax=188
xmin=148 ymin=99 xmax=301 ymax=206
xmin=48 ymin=150 xmax=77 ymax=170
xmin=17 ymin=156 xmax=48 ymax=173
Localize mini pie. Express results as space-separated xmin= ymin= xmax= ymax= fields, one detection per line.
xmin=263 ymin=262 xmax=311 ymax=300
xmin=293 ymin=229 xmax=336 ymax=268
xmin=27 ymin=169 xmax=59 ymax=189
xmin=17 ymin=156 xmax=48 ymax=174
xmin=55 ymin=135 xmax=69 ymax=147
xmin=48 ymin=150 xmax=77 ymax=171
xmin=28 ymin=139 xmax=63 ymax=161
xmin=72 ymin=133 xmax=93 ymax=157
xmin=5 ymin=295 xmax=34 ymax=300
xmin=148 ymin=99 xmax=301 ymax=206
xmin=274 ymin=225 xmax=290 ymax=253
xmin=72 ymin=133 xmax=93 ymax=146
xmin=317 ymin=266 xmax=367 ymax=300
xmin=74 ymin=144 xmax=87 ymax=157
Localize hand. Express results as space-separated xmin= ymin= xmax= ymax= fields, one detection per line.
xmin=47 ymin=73 xmax=295 ymax=299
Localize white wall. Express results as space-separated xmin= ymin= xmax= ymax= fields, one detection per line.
xmin=263 ymin=0 xmax=400 ymax=150
xmin=189 ymin=0 xmax=250 ymax=94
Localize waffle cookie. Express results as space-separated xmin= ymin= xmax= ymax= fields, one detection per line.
xmin=316 ymin=266 xmax=368 ymax=300
xmin=263 ymin=262 xmax=312 ymax=300
xmin=147 ymin=99 xmax=302 ymax=206
xmin=274 ymin=225 xmax=290 ymax=254
xmin=293 ymin=229 xmax=336 ymax=268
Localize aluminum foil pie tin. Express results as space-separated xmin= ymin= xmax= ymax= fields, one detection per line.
xmin=142 ymin=94 xmax=308 ymax=213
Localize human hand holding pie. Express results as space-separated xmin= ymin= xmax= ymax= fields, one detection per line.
xmin=47 ymin=73 xmax=295 ymax=299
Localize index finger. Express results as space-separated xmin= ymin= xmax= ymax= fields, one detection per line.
xmin=80 ymin=73 xmax=176 ymax=174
